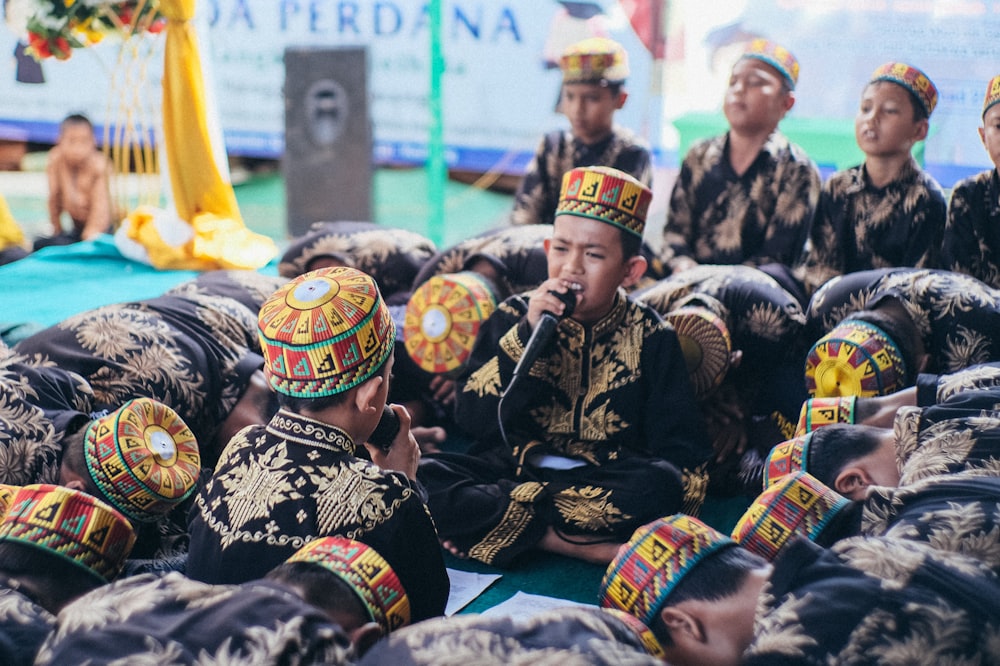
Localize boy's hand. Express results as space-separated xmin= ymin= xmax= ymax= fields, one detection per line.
xmin=527 ymin=278 xmax=578 ymax=330
xmin=364 ymin=404 xmax=421 ymax=480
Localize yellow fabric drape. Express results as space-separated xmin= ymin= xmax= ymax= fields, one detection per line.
xmin=0 ymin=194 xmax=26 ymax=251
xmin=153 ymin=0 xmax=276 ymax=270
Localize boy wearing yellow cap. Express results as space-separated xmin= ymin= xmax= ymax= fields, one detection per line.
xmin=420 ymin=166 xmax=710 ymax=567
xmin=662 ymin=39 xmax=821 ymax=289
xmin=797 ymin=62 xmax=947 ymax=296
xmin=186 ymin=267 xmax=449 ymax=623
xmin=510 ymin=37 xmax=652 ymax=227
xmin=941 ymin=75 xmax=1000 ymax=289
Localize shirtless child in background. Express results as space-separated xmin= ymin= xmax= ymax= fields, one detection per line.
xmin=36 ymin=114 xmax=112 ymax=250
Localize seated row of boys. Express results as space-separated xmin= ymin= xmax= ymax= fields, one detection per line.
xmin=507 ymin=36 xmax=1000 ymax=297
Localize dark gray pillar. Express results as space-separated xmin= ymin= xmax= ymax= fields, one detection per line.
xmin=283 ymin=47 xmax=372 ymax=237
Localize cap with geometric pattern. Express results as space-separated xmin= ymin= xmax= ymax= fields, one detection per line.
xmin=794 ymin=396 xmax=857 ymax=437
xmin=559 ymin=37 xmax=630 ymax=85
xmin=556 ymin=166 xmax=652 ymax=238
xmin=983 ymin=74 xmax=1000 ymax=118
xmin=287 ymin=536 xmax=410 ymax=633
xmin=666 ymin=306 xmax=732 ymax=398
xmin=404 ymin=271 xmax=497 ymax=376
xmin=732 ymin=471 xmax=851 ymax=561
xmin=805 ymin=319 xmax=907 ymax=398
xmin=84 ymin=398 xmax=201 ymax=523
xmin=870 ymin=61 xmax=938 ymax=115
xmin=763 ymin=433 xmax=813 ymax=488
xmin=599 ymin=514 xmax=735 ymax=626
xmin=258 ymin=267 xmax=396 ymax=399
xmin=740 ymin=38 xmax=800 ymax=90
xmin=0 ymin=484 xmax=136 ymax=582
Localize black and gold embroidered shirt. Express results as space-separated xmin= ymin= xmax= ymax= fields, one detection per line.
xmin=661 ymin=131 xmax=820 ymax=271
xmin=798 ymin=158 xmax=947 ymax=295
xmin=186 ymin=409 xmax=449 ymax=622
xmin=0 ymin=584 xmax=55 ymax=666
xmin=455 ymin=289 xmax=711 ymax=504
xmin=35 ymin=573 xmax=352 ymax=666
xmin=805 ymin=268 xmax=1000 ymax=376
xmin=943 ymin=168 xmax=1000 ymax=289
xmin=510 ymin=127 xmax=652 ymax=227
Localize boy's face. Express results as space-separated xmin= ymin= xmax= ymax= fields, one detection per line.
xmin=979 ymin=104 xmax=1000 ymax=168
xmin=59 ymin=123 xmax=96 ymax=166
xmin=723 ymin=58 xmax=793 ymax=135
xmin=560 ymin=82 xmax=626 ymax=145
xmin=855 ymin=81 xmax=928 ymax=159
xmin=545 ymin=215 xmax=644 ymax=324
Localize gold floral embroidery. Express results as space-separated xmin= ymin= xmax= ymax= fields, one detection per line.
xmin=552 ymin=485 xmax=632 ymax=532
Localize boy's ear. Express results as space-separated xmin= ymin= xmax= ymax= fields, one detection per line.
xmin=912 ymin=117 xmax=929 ymax=142
xmin=620 ymin=255 xmax=648 ymax=289
xmin=659 ymin=606 xmax=706 ymax=644
xmin=782 ymin=90 xmax=796 ymax=113
xmin=615 ymin=90 xmax=628 ymax=110
xmin=979 ymin=126 xmax=987 ymax=146
xmin=354 ymin=375 xmax=384 ymax=415
xmin=834 ymin=466 xmax=871 ymax=497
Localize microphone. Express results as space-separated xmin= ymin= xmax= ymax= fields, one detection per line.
xmin=511 ymin=289 xmax=577 ymax=382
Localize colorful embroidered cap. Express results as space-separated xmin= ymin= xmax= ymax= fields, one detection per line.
xmin=763 ymin=433 xmax=813 ymax=488
xmin=601 ymin=608 xmax=667 ymax=659
xmin=559 ymin=37 xmax=630 ymax=85
xmin=983 ymin=74 xmax=1000 ymax=118
xmin=287 ymin=536 xmax=410 ymax=632
xmin=556 ymin=166 xmax=652 ymax=238
xmin=739 ymin=38 xmax=800 ymax=90
xmin=732 ymin=471 xmax=851 ymax=562
xmin=85 ymin=398 xmax=201 ymax=524
xmin=794 ymin=396 xmax=857 ymax=437
xmin=600 ymin=515 xmax=735 ymax=625
xmin=870 ymin=61 xmax=938 ymax=116
xmin=666 ymin=306 xmax=732 ymax=398
xmin=404 ymin=271 xmax=497 ymax=376
xmin=805 ymin=319 xmax=907 ymax=398
xmin=258 ymin=267 xmax=396 ymax=398
xmin=0 ymin=484 xmax=136 ymax=582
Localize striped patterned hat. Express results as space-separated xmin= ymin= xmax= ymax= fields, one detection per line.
xmin=556 ymin=166 xmax=652 ymax=238
xmin=763 ymin=433 xmax=813 ymax=488
xmin=560 ymin=37 xmax=630 ymax=85
xmin=870 ymin=61 xmax=938 ymax=115
xmin=983 ymin=74 xmax=1000 ymax=118
xmin=666 ymin=306 xmax=732 ymax=398
xmin=258 ymin=267 xmax=396 ymax=398
xmin=805 ymin=319 xmax=906 ymax=398
xmin=794 ymin=396 xmax=857 ymax=437
xmin=732 ymin=471 xmax=851 ymax=561
xmin=600 ymin=515 xmax=734 ymax=625
xmin=85 ymin=398 xmax=201 ymax=523
xmin=0 ymin=484 xmax=136 ymax=582
xmin=404 ymin=272 xmax=497 ymax=376
xmin=740 ymin=38 xmax=800 ymax=90
xmin=287 ymin=536 xmax=410 ymax=633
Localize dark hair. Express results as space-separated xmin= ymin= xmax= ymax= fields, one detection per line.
xmin=266 ymin=561 xmax=368 ymax=624
xmin=0 ymin=542 xmax=103 ymax=612
xmin=620 ymin=228 xmax=642 ymax=259
xmin=60 ymin=113 xmax=93 ymax=131
xmin=651 ymin=545 xmax=768 ymax=647
xmin=808 ymin=424 xmax=885 ymax=487
xmin=59 ymin=423 xmax=104 ymax=500
xmin=838 ymin=306 xmax=921 ymax=387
